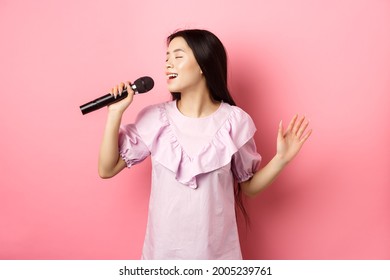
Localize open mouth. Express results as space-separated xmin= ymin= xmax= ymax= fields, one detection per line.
xmin=167 ymin=73 xmax=178 ymax=80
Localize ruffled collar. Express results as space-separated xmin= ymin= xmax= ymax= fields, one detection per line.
xmin=144 ymin=101 xmax=257 ymax=189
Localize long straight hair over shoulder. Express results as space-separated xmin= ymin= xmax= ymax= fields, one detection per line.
xmin=167 ymin=29 xmax=250 ymax=225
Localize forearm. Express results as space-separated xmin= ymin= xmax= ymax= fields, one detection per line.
xmin=98 ymin=110 xmax=124 ymax=178
xmin=240 ymin=114 xmax=312 ymax=197
xmin=241 ymin=155 xmax=288 ymax=197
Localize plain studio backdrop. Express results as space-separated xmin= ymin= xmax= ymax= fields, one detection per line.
xmin=0 ymin=0 xmax=389 ymax=259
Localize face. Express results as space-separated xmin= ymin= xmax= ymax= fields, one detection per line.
xmin=165 ymin=37 xmax=204 ymax=93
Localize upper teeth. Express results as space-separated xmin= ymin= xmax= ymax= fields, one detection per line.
xmin=168 ymin=73 xmax=178 ymax=78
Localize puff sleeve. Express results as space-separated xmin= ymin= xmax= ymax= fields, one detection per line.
xmin=118 ymin=104 xmax=163 ymax=167
xmin=231 ymin=138 xmax=262 ymax=183
xmin=118 ymin=124 xmax=150 ymax=168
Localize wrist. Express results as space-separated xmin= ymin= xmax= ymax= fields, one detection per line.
xmin=273 ymin=153 xmax=290 ymax=169
xmin=107 ymin=107 xmax=124 ymax=116
xmin=106 ymin=109 xmax=124 ymax=125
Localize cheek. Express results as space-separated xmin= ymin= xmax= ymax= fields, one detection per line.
xmin=180 ymin=69 xmax=202 ymax=86
xmin=180 ymin=61 xmax=201 ymax=77
xmin=177 ymin=57 xmax=199 ymax=72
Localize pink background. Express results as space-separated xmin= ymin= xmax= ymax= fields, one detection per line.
xmin=1 ymin=0 xmax=389 ymax=259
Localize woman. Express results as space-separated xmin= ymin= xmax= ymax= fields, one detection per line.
xmin=98 ymin=29 xmax=312 ymax=259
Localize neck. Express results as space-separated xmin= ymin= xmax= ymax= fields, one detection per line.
xmin=177 ymin=88 xmax=220 ymax=118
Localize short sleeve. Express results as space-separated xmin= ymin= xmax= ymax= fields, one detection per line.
xmin=118 ymin=124 xmax=150 ymax=168
xmin=231 ymin=138 xmax=262 ymax=182
xmin=118 ymin=103 xmax=165 ymax=168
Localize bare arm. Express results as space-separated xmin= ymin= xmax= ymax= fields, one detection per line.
xmin=98 ymin=82 xmax=134 ymax=179
xmin=241 ymin=115 xmax=312 ymax=197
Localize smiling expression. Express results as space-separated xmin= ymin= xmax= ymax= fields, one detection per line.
xmin=165 ymin=37 xmax=204 ymax=93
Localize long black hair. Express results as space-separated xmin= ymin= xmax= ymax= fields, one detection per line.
xmin=167 ymin=29 xmax=236 ymax=106
xmin=167 ymin=29 xmax=250 ymax=225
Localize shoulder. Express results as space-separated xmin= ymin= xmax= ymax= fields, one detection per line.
xmin=221 ymin=103 xmax=257 ymax=147
xmin=133 ymin=101 xmax=172 ymax=142
xmin=136 ymin=102 xmax=163 ymax=121
xmin=225 ymin=103 xmax=255 ymax=127
xmin=230 ymin=104 xmax=251 ymax=117
xmin=135 ymin=101 xmax=173 ymax=124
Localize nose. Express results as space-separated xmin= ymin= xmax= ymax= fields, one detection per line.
xmin=166 ymin=56 xmax=174 ymax=69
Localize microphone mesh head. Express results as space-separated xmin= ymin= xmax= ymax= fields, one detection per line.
xmin=133 ymin=76 xmax=154 ymax=93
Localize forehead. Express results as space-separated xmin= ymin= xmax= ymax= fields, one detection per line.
xmin=167 ymin=37 xmax=190 ymax=53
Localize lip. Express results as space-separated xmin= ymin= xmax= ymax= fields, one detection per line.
xmin=166 ymin=72 xmax=178 ymax=80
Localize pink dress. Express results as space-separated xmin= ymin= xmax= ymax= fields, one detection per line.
xmin=118 ymin=100 xmax=261 ymax=259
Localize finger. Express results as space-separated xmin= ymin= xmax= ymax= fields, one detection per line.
xmin=278 ymin=120 xmax=284 ymax=140
xmin=293 ymin=115 xmax=306 ymax=135
xmin=119 ymin=82 xmax=125 ymax=95
xmin=285 ymin=114 xmax=298 ymax=135
xmin=297 ymin=120 xmax=309 ymax=139
xmin=124 ymin=82 xmax=135 ymax=101
xmin=113 ymin=85 xmax=119 ymax=98
xmin=297 ymin=120 xmax=309 ymax=138
xmin=300 ymin=129 xmax=313 ymax=144
xmin=124 ymin=81 xmax=133 ymax=93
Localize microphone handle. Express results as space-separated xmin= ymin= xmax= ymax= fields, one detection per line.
xmin=80 ymin=87 xmax=132 ymax=115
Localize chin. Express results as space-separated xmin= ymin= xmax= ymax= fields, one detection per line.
xmin=167 ymin=85 xmax=181 ymax=93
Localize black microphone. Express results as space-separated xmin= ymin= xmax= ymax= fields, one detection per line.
xmin=80 ymin=76 xmax=154 ymax=115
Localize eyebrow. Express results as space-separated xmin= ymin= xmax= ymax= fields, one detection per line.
xmin=166 ymin=48 xmax=185 ymax=55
